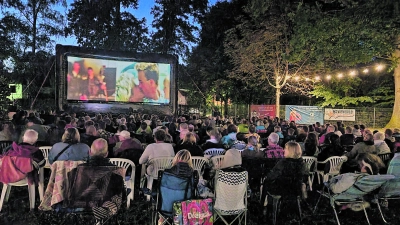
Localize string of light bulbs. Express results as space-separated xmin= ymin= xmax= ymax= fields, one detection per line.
xmin=288 ymin=63 xmax=388 ymax=82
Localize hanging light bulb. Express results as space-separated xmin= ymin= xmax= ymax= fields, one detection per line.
xmin=349 ymin=70 xmax=357 ymax=76
xmin=376 ymin=64 xmax=385 ymax=72
xmin=363 ymin=68 xmax=369 ymax=74
xmin=337 ymin=73 xmax=343 ymax=79
xmin=326 ymin=75 xmax=332 ymax=80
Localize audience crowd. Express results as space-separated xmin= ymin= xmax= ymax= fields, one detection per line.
xmin=1 ymin=109 xmax=400 ymax=222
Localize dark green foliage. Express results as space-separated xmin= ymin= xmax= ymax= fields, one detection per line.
xmin=151 ymin=0 xmax=207 ymax=57
xmin=66 ymin=0 xmax=150 ymax=52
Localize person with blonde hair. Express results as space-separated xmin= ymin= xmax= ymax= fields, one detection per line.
xmin=374 ymin=132 xmax=391 ymax=155
xmin=164 ymin=150 xmax=194 ymax=178
xmin=175 ymin=132 xmax=203 ymax=156
xmin=261 ymin=142 xmax=308 ymax=208
xmin=48 ymin=128 xmax=90 ymax=164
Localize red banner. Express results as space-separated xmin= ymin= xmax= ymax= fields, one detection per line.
xmin=250 ymin=105 xmax=276 ymax=119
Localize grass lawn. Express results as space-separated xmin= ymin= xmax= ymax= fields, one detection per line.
xmin=1 ymin=182 xmax=400 ymax=225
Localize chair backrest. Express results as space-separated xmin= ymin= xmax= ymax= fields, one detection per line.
xmin=214 ymin=170 xmax=248 ymax=212
xmin=39 ymin=146 xmax=52 ymax=168
xmin=204 ymin=148 xmax=225 ymax=157
xmin=379 ymin=153 xmax=392 ymax=164
xmin=334 ymin=174 xmax=394 ymax=201
xmin=303 ymin=156 xmax=317 ymax=172
xmin=327 ymin=156 xmax=347 ymax=175
xmin=65 ymin=165 xmax=126 ymax=208
xmin=148 ymin=157 xmax=174 ymax=178
xmin=191 ymin=156 xmax=208 ymax=175
xmin=0 ymin=141 xmax=12 ymax=154
xmin=109 ymin=158 xmax=135 ymax=175
xmin=211 ymin=155 xmax=225 ymax=170
xmin=158 ymin=171 xmax=193 ymax=216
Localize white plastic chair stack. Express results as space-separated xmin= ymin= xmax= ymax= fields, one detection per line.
xmin=214 ymin=170 xmax=248 ymax=225
xmin=204 ymin=148 xmax=225 ymax=157
xmin=109 ymin=158 xmax=136 ymax=208
xmin=191 ymin=156 xmax=208 ymax=178
xmin=303 ymin=156 xmax=317 ymax=191
xmin=316 ymin=156 xmax=347 ymax=183
xmin=211 ymin=156 xmax=225 ymax=171
xmin=39 ymin=146 xmax=52 ymax=200
xmin=145 ymin=157 xmax=173 ymax=201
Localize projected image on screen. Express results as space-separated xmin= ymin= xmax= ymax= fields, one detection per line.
xmin=66 ymin=56 xmax=171 ymax=104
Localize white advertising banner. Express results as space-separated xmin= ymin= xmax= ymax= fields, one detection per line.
xmin=324 ymin=108 xmax=356 ymax=121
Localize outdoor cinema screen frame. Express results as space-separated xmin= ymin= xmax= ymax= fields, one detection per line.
xmin=56 ymin=45 xmax=178 ymax=113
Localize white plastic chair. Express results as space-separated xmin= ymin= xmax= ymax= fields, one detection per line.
xmin=214 ymin=170 xmax=248 ymax=225
xmin=0 ymin=178 xmax=35 ymax=212
xmin=39 ymin=146 xmax=52 ymax=200
xmin=191 ymin=156 xmax=208 ymax=177
xmin=0 ymin=160 xmax=42 ymax=211
xmin=204 ymin=148 xmax=225 ymax=157
xmin=316 ymin=156 xmax=347 ymax=183
xmin=144 ymin=157 xmax=173 ymax=201
xmin=211 ymin=155 xmax=225 ymax=171
xmin=302 ymin=156 xmax=317 ymax=191
xmin=109 ymin=158 xmax=136 ymax=208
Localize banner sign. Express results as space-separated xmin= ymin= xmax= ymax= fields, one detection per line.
xmin=324 ymin=108 xmax=356 ymax=121
xmin=250 ymin=105 xmax=276 ymax=119
xmin=285 ymin=105 xmax=324 ymax=124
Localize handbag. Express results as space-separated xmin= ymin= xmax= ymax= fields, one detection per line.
xmin=173 ymin=198 xmax=213 ymax=225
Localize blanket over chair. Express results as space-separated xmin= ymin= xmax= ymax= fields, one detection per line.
xmin=38 ymin=161 xmax=85 ymax=211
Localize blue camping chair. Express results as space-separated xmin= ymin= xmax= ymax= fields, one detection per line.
xmin=314 ymin=174 xmax=394 ymax=225
xmin=153 ymin=171 xmax=197 ymax=225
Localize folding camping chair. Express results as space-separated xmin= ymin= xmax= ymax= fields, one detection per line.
xmin=314 ymin=174 xmax=394 ymax=225
xmin=214 ymin=170 xmax=248 ymax=225
xmin=153 ymin=171 xmax=196 ymax=225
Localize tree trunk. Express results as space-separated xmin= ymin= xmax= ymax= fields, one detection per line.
xmin=276 ymin=87 xmax=281 ymax=118
xmin=385 ymin=43 xmax=400 ymax=128
xmin=224 ymin=99 xmax=229 ymax=117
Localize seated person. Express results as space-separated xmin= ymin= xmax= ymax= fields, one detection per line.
xmin=261 ymin=142 xmax=309 ymax=207
xmin=282 ymin=128 xmax=296 ymax=146
xmin=136 ymin=122 xmax=152 ymax=135
xmin=114 ymin=130 xmax=142 ymax=155
xmin=139 ymin=129 xmax=175 ymax=175
xmin=304 ymin=132 xmax=318 ymax=157
xmin=318 ymin=134 xmax=344 ymax=162
xmin=175 ymin=132 xmax=203 ymax=156
xmin=340 ymin=126 xmax=355 ymax=146
xmin=65 ymin=138 xmax=125 ymax=221
xmin=374 ymin=132 xmax=391 ymax=155
xmin=220 ymin=149 xmax=245 ymax=172
xmin=346 ymin=133 xmax=376 ymax=161
xmin=164 ymin=149 xmax=195 ymax=178
xmin=201 ymin=129 xmax=224 ymax=151
xmin=265 ymin=133 xmax=284 ymax=159
xmin=80 ymin=125 xmax=99 ymax=147
xmin=329 ymin=153 xmax=384 ymax=210
xmin=158 ymin=150 xmax=198 ymax=224
xmin=220 ymin=124 xmax=238 ymax=149
xmin=1 ymin=129 xmax=45 ymax=183
xmin=241 ymin=135 xmax=264 ymax=158
xmin=49 ymin=128 xmax=90 ymax=164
